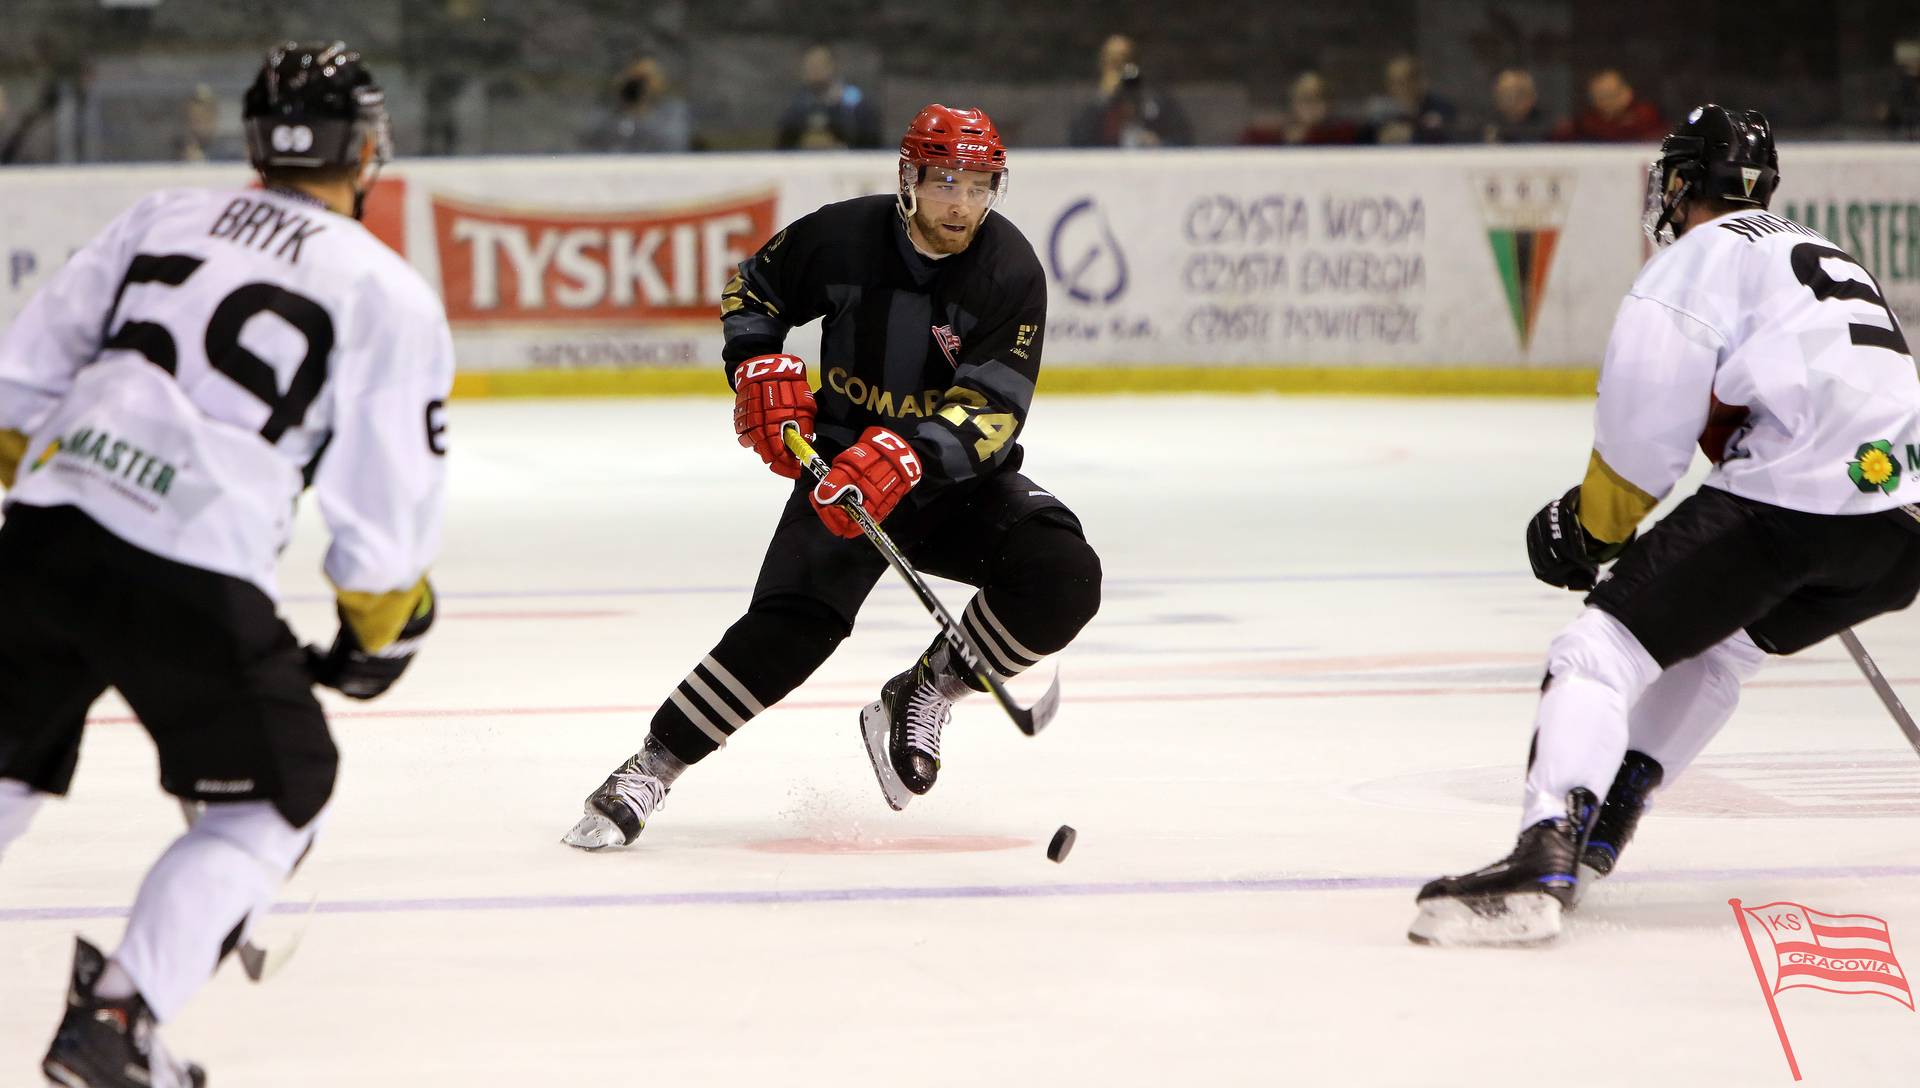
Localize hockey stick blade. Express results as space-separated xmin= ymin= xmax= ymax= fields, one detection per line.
xmin=782 ymin=421 xmax=1058 ymax=735
xmin=236 ymin=892 xmax=318 ymax=982
xmin=178 ymin=800 xmax=312 ymax=983
xmin=1838 ymin=628 xmax=1920 ymax=758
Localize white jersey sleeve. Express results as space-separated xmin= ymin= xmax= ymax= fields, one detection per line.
xmin=0 ymin=187 xmax=453 ymax=647
xmin=314 ymin=270 xmax=454 ymax=646
xmin=1579 ymin=293 xmax=1721 ymax=542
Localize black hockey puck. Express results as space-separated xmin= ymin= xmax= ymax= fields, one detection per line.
xmin=1047 ymin=825 xmax=1076 ymax=863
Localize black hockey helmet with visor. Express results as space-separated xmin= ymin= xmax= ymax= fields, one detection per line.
xmin=243 ymin=41 xmax=391 ymax=209
xmin=1643 ymin=104 xmax=1778 ymax=246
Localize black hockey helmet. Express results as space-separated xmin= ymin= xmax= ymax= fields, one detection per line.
xmin=242 ymin=41 xmax=391 ymax=176
xmin=1643 ymin=104 xmax=1779 ymax=246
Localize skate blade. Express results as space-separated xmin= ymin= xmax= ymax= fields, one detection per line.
xmin=562 ymin=812 xmax=629 ymax=851
xmin=1570 ymin=863 xmax=1604 ymax=907
xmin=859 ymin=700 xmax=913 ymax=812
xmin=1407 ymin=892 xmax=1563 ymax=947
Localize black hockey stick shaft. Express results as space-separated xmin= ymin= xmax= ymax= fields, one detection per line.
xmin=781 ymin=422 xmax=1057 ymax=736
xmin=1837 ymin=628 xmax=1920 ymax=758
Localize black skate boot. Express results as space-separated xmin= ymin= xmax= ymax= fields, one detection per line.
xmin=42 ymin=937 xmax=206 ymax=1088
xmin=859 ymin=645 xmax=976 ymax=811
xmin=562 ymin=736 xmax=681 ymax=850
xmin=1407 ymin=788 xmax=1598 ymax=947
xmin=1575 ymin=750 xmax=1664 ymax=898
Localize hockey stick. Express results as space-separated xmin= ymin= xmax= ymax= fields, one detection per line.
xmin=781 ymin=421 xmax=1059 ymax=736
xmin=176 ymin=801 xmax=316 ymax=983
xmin=1836 ymin=628 xmax=1920 ymax=759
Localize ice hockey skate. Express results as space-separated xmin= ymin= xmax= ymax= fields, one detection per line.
xmin=42 ymin=938 xmax=205 ymax=1088
xmin=1408 ymin=789 xmax=1597 ymax=947
xmin=1574 ymin=751 xmax=1664 ymax=902
xmin=861 ymin=650 xmax=971 ymax=810
xmin=563 ymin=753 xmax=670 ymax=850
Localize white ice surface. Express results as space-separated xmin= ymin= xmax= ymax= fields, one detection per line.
xmin=5 ymin=395 xmax=1919 ymax=1086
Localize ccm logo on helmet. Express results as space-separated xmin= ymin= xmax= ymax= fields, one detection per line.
xmin=956 ymin=142 xmax=991 ymax=153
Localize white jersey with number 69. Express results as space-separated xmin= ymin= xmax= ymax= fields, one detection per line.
xmin=0 ymin=186 xmax=452 ymax=607
xmin=1578 ymin=207 xmax=1920 ymax=542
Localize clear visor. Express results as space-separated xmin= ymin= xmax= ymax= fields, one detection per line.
xmin=358 ymin=88 xmax=393 ymax=169
xmin=909 ymin=165 xmax=1005 ymax=208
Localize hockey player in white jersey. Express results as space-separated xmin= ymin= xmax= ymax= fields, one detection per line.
xmin=1410 ymin=105 xmax=1920 ymax=947
xmin=0 ymin=42 xmax=452 ymax=1085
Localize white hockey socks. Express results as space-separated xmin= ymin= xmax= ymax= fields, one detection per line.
xmin=1522 ymin=608 xmax=1662 ymax=828
xmin=0 ymin=778 xmax=44 ymax=861
xmin=112 ymin=801 xmax=320 ymax=1021
xmin=1626 ymin=630 xmax=1766 ymax=778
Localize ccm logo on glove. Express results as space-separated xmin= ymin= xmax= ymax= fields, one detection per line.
xmin=733 ymin=354 xmax=816 ymax=479
xmin=810 ymin=427 xmax=923 ymax=538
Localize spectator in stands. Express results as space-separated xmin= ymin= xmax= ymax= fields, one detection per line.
xmin=1242 ymin=72 xmax=1363 ymax=145
xmin=1877 ymin=39 xmax=1920 ymax=140
xmin=1554 ymin=69 xmax=1665 ymax=142
xmin=1482 ymin=69 xmax=1556 ymax=144
xmin=174 ymin=84 xmax=240 ymax=162
xmin=776 ymin=44 xmax=881 ymax=150
xmin=583 ymin=54 xmax=692 ymax=153
xmin=1366 ymin=54 xmax=1455 ymax=143
xmin=1068 ymin=34 xmax=1192 ymax=148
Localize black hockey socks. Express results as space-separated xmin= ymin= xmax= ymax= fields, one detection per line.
xmin=647 ymin=597 xmax=851 ymax=764
xmin=951 ymin=515 xmax=1102 ymax=682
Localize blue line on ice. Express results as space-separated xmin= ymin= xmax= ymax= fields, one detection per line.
xmin=6 ymin=864 xmax=1919 ymax=923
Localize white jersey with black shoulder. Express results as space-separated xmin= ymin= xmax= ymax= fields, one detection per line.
xmin=1578 ymin=207 xmax=1920 ymax=542
xmin=0 ymin=187 xmax=452 ymax=648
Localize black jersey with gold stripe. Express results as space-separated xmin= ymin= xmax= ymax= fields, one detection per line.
xmin=720 ymin=194 xmax=1046 ymax=504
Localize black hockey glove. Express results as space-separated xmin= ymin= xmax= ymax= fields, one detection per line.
xmin=308 ymin=584 xmax=437 ymax=700
xmin=1525 ymin=486 xmax=1635 ymax=592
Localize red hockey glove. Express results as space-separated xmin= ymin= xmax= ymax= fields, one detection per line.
xmin=733 ymin=354 xmax=816 ymax=479
xmin=809 ymin=427 xmax=924 ymax=538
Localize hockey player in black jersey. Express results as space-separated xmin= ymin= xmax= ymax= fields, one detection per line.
xmin=565 ymin=104 xmax=1102 ymax=848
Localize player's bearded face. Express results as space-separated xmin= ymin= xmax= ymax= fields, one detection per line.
xmin=910 ymin=168 xmax=998 ymax=254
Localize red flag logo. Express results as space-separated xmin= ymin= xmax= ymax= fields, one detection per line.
xmin=1732 ymin=898 xmax=1913 ymax=1081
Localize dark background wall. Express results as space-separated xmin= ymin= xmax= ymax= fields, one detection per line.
xmin=2 ymin=0 xmax=1916 ymax=162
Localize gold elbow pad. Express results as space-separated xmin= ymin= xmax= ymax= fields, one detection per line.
xmin=0 ymin=429 xmax=27 ymax=489
xmin=336 ymin=578 xmax=433 ymax=653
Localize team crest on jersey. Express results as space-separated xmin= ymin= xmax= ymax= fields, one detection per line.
xmin=1849 ymin=440 xmax=1901 ymax=495
xmin=932 ymin=324 xmax=962 ymax=366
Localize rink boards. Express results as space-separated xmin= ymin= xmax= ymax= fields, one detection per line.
xmin=2 ymin=145 xmax=1918 ymax=395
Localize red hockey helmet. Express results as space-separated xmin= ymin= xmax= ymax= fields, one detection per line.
xmin=898 ymin=104 xmax=1008 ymax=219
xmin=900 ymin=104 xmax=1007 ymax=173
